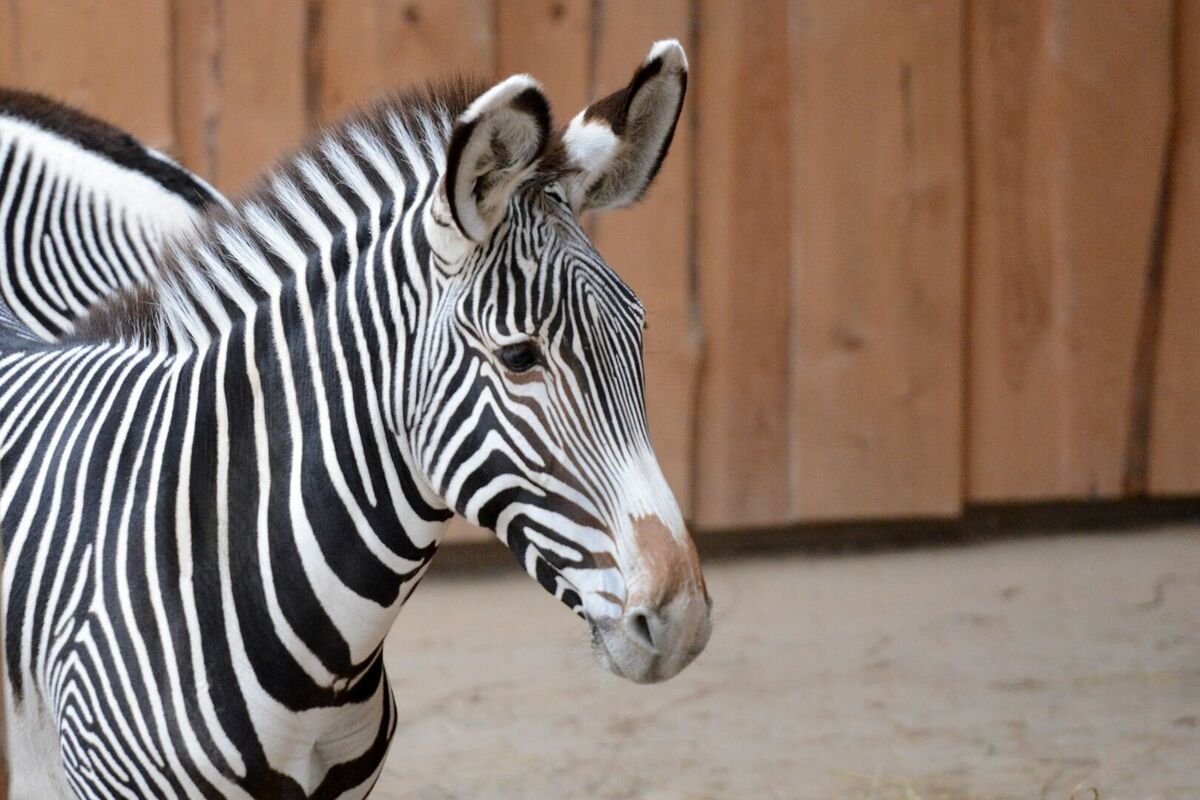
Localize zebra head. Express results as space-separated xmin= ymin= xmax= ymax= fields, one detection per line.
xmin=411 ymin=41 xmax=709 ymax=683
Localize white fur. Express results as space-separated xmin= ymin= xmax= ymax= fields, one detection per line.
xmin=0 ymin=117 xmax=200 ymax=234
xmin=561 ymin=114 xmax=620 ymax=210
xmin=648 ymin=38 xmax=688 ymax=72
xmin=560 ymin=39 xmax=689 ymax=213
xmin=0 ymin=117 xmax=206 ymax=341
xmin=5 ymin=696 xmax=77 ymax=799
xmin=458 ymin=74 xmax=539 ymax=125
xmin=444 ymin=75 xmax=547 ymax=242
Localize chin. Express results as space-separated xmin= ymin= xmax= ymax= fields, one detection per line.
xmin=589 ymin=622 xmax=701 ymax=685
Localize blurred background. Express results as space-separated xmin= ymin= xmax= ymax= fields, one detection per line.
xmin=2 ymin=0 xmax=1198 ymax=529
xmin=2 ymin=1 xmax=1199 ymax=798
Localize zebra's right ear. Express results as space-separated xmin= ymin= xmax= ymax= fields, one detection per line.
xmin=561 ymin=40 xmax=687 ymax=213
xmin=440 ymin=76 xmax=552 ymax=243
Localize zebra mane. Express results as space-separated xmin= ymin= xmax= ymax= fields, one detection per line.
xmin=72 ymin=76 xmax=569 ymax=351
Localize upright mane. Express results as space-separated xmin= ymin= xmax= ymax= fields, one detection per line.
xmin=70 ymin=76 xmax=492 ymax=349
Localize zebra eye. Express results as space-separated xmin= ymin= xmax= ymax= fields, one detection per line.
xmin=495 ymin=341 xmax=542 ymax=373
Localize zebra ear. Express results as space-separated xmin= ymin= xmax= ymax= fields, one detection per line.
xmin=562 ymin=39 xmax=687 ymax=213
xmin=442 ymin=75 xmax=552 ymax=242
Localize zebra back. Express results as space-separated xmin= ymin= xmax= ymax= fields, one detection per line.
xmin=0 ymin=89 xmax=228 ymax=342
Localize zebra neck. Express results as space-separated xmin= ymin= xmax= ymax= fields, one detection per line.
xmin=180 ymin=257 xmax=451 ymax=683
xmin=77 ymin=115 xmax=462 ymax=672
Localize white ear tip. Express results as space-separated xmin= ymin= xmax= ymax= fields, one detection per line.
xmin=648 ymin=39 xmax=687 ymax=72
xmin=460 ymin=74 xmax=545 ymax=123
xmin=500 ymin=73 xmax=543 ymax=94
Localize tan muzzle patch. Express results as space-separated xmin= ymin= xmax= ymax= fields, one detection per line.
xmin=628 ymin=513 xmax=705 ymax=609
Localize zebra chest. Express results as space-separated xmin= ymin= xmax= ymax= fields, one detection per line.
xmin=245 ymin=681 xmax=394 ymax=794
xmin=36 ymin=606 xmax=396 ymax=798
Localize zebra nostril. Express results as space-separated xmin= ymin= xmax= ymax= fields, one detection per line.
xmin=625 ymin=607 xmax=661 ymax=654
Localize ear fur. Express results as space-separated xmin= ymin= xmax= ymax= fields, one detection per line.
xmin=562 ymin=39 xmax=688 ymax=212
xmin=443 ymin=75 xmax=552 ymax=241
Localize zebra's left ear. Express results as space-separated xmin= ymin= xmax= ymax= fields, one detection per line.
xmin=442 ymin=75 xmax=552 ymax=242
xmin=562 ymin=39 xmax=687 ymax=213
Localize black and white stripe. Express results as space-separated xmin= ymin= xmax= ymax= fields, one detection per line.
xmin=0 ymin=88 xmax=227 ymax=342
xmin=2 ymin=40 xmax=708 ymax=800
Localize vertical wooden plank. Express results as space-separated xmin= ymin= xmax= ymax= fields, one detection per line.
xmin=216 ymin=1 xmax=309 ymax=191
xmin=589 ymin=1 xmax=698 ymax=517
xmin=1151 ymin=3 xmax=1200 ymax=495
xmin=496 ymin=0 xmax=591 ymax=115
xmin=694 ymin=0 xmax=793 ymax=528
xmin=788 ymin=1 xmax=966 ymax=520
xmin=0 ymin=1 xmax=173 ymax=150
xmin=968 ymin=0 xmax=1173 ymax=501
xmin=0 ymin=3 xmax=17 ymax=85
xmin=174 ymin=1 xmax=309 ymax=193
xmin=315 ymin=0 xmax=493 ymax=125
xmin=171 ymin=0 xmax=223 ymax=182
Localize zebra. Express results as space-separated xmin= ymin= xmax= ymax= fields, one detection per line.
xmin=1 ymin=39 xmax=710 ymax=799
xmin=0 ymin=88 xmax=228 ymax=342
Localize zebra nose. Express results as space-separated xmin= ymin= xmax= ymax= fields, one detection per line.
xmin=624 ymin=605 xmax=667 ymax=655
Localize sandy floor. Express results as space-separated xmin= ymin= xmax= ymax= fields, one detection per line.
xmin=373 ymin=526 xmax=1200 ymax=800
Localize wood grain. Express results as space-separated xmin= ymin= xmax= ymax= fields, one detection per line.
xmin=0 ymin=2 xmax=17 ymax=84
xmin=1151 ymin=3 xmax=1200 ymax=495
xmin=968 ymin=0 xmax=1174 ymax=501
xmin=1 ymin=3 xmax=1197 ymax=537
xmin=694 ymin=0 xmax=794 ymax=527
xmin=495 ymin=0 xmax=591 ymax=115
xmin=788 ymin=0 xmax=966 ymax=520
xmin=589 ymin=0 xmax=698 ymax=518
xmin=171 ymin=0 xmax=223 ymax=181
xmin=172 ymin=0 xmax=309 ymax=193
xmin=314 ymin=0 xmax=493 ymax=125
xmin=0 ymin=1 xmax=174 ymax=150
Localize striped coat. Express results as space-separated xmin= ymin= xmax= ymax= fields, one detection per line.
xmin=2 ymin=40 xmax=709 ymax=799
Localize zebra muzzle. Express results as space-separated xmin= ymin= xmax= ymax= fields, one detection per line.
xmin=590 ymin=515 xmax=712 ymax=684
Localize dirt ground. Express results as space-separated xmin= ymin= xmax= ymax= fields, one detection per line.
xmin=373 ymin=525 xmax=1200 ymax=800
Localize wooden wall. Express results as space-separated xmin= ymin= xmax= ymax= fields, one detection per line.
xmin=1 ymin=1 xmax=1197 ymax=536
